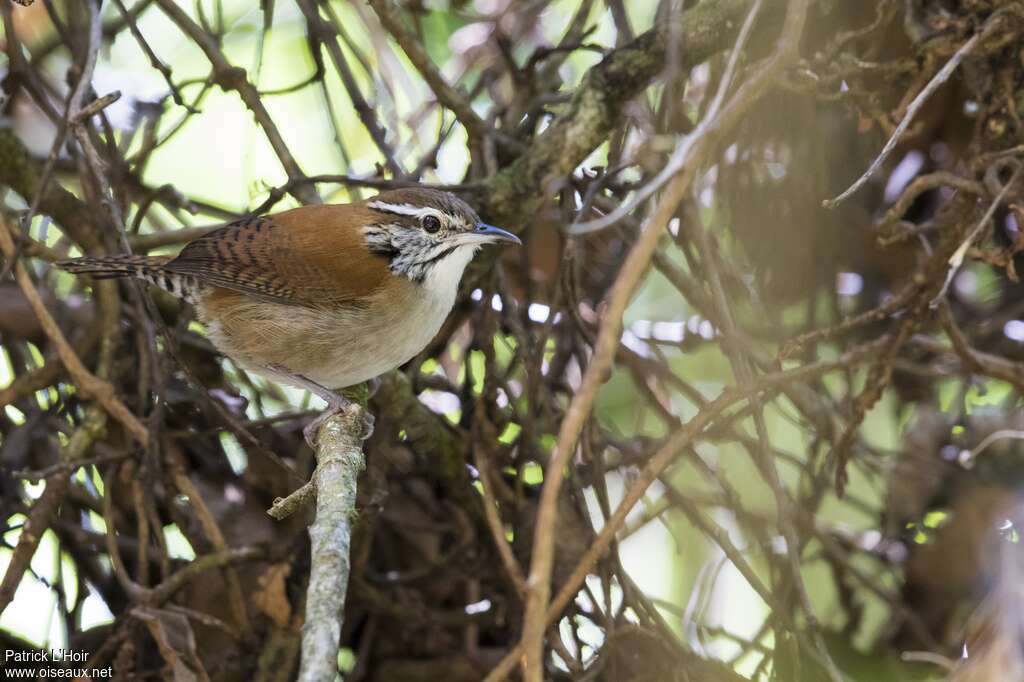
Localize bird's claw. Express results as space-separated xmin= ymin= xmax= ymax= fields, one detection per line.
xmin=303 ymin=399 xmax=375 ymax=448
xmin=361 ymin=411 xmax=375 ymax=441
xmin=303 ymin=398 xmax=349 ymax=449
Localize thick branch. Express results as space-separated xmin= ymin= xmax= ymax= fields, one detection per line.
xmin=481 ymin=0 xmax=770 ymax=226
xmin=298 ymin=408 xmax=364 ymax=681
xmin=268 ymin=406 xmax=366 ymax=682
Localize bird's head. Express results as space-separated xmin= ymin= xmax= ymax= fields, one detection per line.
xmin=362 ymin=187 xmax=520 ymax=285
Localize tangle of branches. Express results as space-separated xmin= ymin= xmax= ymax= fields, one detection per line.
xmin=2 ymin=1 xmax=1024 ymax=681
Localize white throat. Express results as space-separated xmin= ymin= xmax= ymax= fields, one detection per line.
xmin=423 ymin=244 xmax=477 ymax=304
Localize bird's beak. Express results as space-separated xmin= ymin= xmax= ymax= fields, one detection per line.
xmin=471 ymin=223 xmax=521 ymax=245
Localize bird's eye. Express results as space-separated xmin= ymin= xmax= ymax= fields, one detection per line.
xmin=422 ymin=215 xmax=442 ymax=233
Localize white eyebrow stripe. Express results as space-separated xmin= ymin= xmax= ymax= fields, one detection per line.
xmin=367 ymin=201 xmax=442 ymax=219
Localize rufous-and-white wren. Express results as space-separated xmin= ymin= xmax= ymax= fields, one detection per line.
xmin=59 ymin=187 xmax=521 ymax=443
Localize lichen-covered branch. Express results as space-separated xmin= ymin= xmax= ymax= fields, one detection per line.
xmin=481 ymin=0 xmax=772 ymax=225
xmin=269 ymin=406 xmax=366 ymax=681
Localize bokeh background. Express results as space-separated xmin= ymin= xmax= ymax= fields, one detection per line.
xmin=1 ymin=0 xmax=1023 ymax=680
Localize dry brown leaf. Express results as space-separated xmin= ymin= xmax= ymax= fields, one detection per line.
xmin=253 ymin=562 xmax=292 ymax=628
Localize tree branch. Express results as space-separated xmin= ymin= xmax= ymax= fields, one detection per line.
xmin=481 ymin=0 xmax=772 ymax=226
xmin=268 ymin=405 xmax=366 ymax=681
xmin=0 ymin=219 xmax=149 ymax=444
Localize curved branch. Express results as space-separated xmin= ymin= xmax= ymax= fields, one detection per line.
xmin=518 ymin=0 xmax=812 ymax=677
xmin=481 ymin=0 xmax=773 ymax=226
xmin=0 ymin=219 xmax=149 ymax=444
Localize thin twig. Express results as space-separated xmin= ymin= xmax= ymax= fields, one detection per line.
xmin=152 ymin=0 xmax=320 ymax=205
xmin=930 ymin=163 xmax=1022 ymax=306
xmin=0 ymin=219 xmax=149 ymax=444
xmin=517 ymin=2 xmax=810 ymax=676
xmin=824 ymin=12 xmax=1008 ymax=208
xmin=72 ymin=90 xmax=122 ymax=123
xmin=569 ymin=0 xmax=764 ymax=235
xmin=367 ymin=0 xmax=489 ymax=142
xmin=484 ymin=336 xmax=889 ymax=682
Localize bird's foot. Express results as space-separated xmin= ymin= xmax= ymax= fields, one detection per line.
xmin=303 ymin=396 xmax=375 ymax=448
xmin=361 ymin=410 xmax=375 ymax=441
xmin=263 ymin=365 xmax=375 ymax=447
xmin=301 ymin=395 xmax=350 ymax=448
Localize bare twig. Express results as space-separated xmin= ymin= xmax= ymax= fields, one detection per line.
xmin=367 ymin=0 xmax=489 ymax=143
xmin=0 ymin=219 xmax=149 ymax=444
xmin=824 ymin=11 xmax=1010 ymax=208
xmin=569 ymin=0 xmax=764 ymax=235
xmin=152 ymin=0 xmax=320 ymax=205
xmin=517 ymin=2 xmax=810 ymax=677
xmin=930 ymin=163 xmax=1022 ymax=306
xmin=484 ymin=336 xmax=889 ymax=682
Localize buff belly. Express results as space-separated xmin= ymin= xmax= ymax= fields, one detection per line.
xmin=196 ymin=285 xmax=450 ymax=390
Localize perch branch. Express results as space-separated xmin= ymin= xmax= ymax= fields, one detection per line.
xmin=268 ymin=405 xmax=366 ymax=682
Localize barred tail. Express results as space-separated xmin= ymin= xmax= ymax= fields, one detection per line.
xmin=58 ymin=255 xmax=198 ymax=303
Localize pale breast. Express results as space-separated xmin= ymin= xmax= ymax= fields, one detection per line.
xmin=301 ymin=281 xmax=451 ymax=389
xmin=197 ymin=280 xmax=452 ymax=391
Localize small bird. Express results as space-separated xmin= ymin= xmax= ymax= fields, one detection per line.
xmin=59 ymin=187 xmax=521 ymax=444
